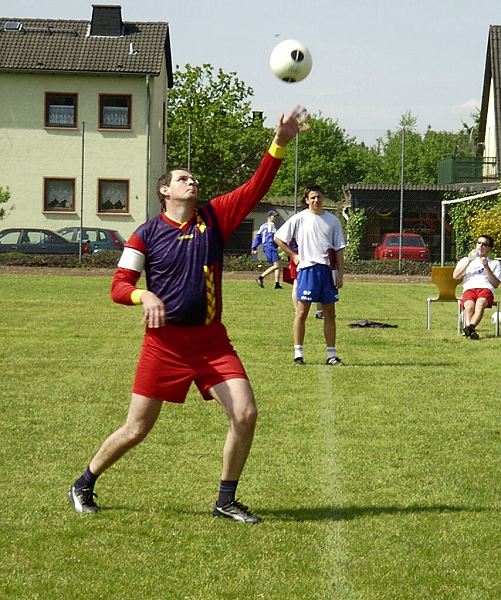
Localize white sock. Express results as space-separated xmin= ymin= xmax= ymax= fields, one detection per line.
xmin=294 ymin=345 xmax=303 ymax=359
xmin=327 ymin=346 xmax=336 ymax=359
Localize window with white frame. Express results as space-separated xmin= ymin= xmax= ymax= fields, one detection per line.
xmin=98 ymin=179 xmax=129 ymax=213
xmin=44 ymin=178 xmax=75 ymax=212
xmin=45 ymin=93 xmax=77 ymax=128
xmin=99 ymin=95 xmax=132 ymax=129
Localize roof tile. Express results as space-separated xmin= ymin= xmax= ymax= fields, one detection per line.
xmin=0 ymin=17 xmax=171 ymax=80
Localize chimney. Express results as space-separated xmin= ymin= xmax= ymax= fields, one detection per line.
xmin=90 ymin=4 xmax=124 ymax=36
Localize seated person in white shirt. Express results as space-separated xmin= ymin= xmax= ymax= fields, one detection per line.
xmin=453 ymin=234 xmax=501 ymax=339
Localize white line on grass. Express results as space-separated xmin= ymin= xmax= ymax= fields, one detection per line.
xmin=318 ymin=366 xmax=354 ymax=598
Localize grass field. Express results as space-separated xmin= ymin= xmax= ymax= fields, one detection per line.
xmin=1 ymin=273 xmax=500 ymax=600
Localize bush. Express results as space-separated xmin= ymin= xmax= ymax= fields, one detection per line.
xmin=0 ymin=251 xmax=121 ymax=269
xmin=344 ymin=209 xmax=367 ymax=261
xmin=82 ymin=251 xmax=122 ymax=268
xmin=222 ymin=254 xmax=432 ymax=276
xmin=223 ymin=253 xmax=262 ymax=272
xmin=0 ymin=250 xmax=433 ymax=277
xmin=345 ymin=259 xmax=431 ymax=276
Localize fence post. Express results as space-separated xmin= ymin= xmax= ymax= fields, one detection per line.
xmin=294 ymin=133 xmax=299 ymax=213
xmin=398 ymin=127 xmax=405 ymax=272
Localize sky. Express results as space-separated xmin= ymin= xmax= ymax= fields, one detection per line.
xmin=2 ymin=0 xmax=501 ymax=145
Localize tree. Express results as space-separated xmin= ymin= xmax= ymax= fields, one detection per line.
xmin=357 ymin=112 xmax=477 ymax=185
xmin=0 ymin=186 xmax=13 ymax=220
xmin=267 ymin=114 xmax=366 ymax=200
xmin=449 ymin=195 xmax=499 ymax=258
xmin=167 ymin=64 xmax=272 ymax=200
xmin=468 ymin=202 xmax=501 ymax=245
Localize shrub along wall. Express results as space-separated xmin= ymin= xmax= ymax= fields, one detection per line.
xmin=0 ymin=251 xmax=121 ymax=269
xmin=0 ymin=251 xmax=432 ymax=276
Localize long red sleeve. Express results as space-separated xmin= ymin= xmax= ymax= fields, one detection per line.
xmin=111 ymin=267 xmax=142 ymax=305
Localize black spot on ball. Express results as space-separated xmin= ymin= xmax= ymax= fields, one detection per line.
xmin=290 ymin=50 xmax=304 ymax=62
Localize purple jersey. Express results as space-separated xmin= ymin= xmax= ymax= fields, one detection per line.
xmin=113 ymin=151 xmax=283 ymax=325
xmin=131 ymin=206 xmax=223 ymax=325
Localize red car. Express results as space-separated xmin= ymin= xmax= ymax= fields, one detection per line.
xmin=373 ymin=233 xmax=430 ymax=262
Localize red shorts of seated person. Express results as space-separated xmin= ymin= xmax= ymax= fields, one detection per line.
xmin=460 ymin=288 xmax=495 ymax=308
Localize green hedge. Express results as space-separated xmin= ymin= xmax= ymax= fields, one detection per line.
xmin=0 ymin=250 xmax=121 ymax=269
xmin=1 ymin=251 xmax=432 ymax=276
xmin=223 ymin=254 xmax=431 ymax=276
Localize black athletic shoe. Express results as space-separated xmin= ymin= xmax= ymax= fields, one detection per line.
xmin=469 ymin=330 xmax=480 ymax=340
xmin=256 ymin=276 xmax=264 ymax=288
xmin=67 ymin=484 xmax=100 ymax=514
xmin=213 ymin=500 xmax=261 ymax=524
xmin=326 ymin=356 xmax=342 ymax=366
xmin=293 ymin=356 xmax=305 ymax=365
xmin=315 ymin=312 xmax=324 ymax=319
xmin=274 ymin=282 xmax=283 ymax=289
xmin=463 ymin=324 xmax=475 ymax=338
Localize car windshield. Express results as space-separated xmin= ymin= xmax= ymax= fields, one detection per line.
xmin=386 ymin=236 xmax=424 ymax=248
xmin=57 ymin=227 xmax=125 ymax=244
xmin=57 ymin=228 xmax=72 ymax=239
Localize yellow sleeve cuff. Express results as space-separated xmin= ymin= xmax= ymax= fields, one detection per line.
xmin=131 ymin=289 xmax=147 ymax=305
xmin=268 ymin=141 xmax=286 ymax=159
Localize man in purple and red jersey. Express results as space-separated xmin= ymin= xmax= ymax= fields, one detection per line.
xmin=67 ymin=106 xmax=309 ymax=524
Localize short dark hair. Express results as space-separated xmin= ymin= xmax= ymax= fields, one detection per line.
xmin=304 ymin=184 xmax=325 ymax=197
xmin=157 ymin=167 xmax=193 ymax=210
xmin=477 ymin=234 xmax=494 ymax=248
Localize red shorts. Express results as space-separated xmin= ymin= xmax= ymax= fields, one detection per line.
xmin=132 ymin=321 xmax=248 ymax=403
xmin=460 ymin=288 xmax=495 ymax=308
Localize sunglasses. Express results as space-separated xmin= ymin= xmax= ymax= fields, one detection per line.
xmin=477 ymin=241 xmax=491 ymax=247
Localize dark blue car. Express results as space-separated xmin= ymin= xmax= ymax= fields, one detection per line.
xmin=0 ymin=228 xmax=90 ymax=255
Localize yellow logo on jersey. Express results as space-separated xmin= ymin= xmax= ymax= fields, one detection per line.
xmin=196 ymin=215 xmax=207 ymax=233
xmin=177 ymin=234 xmax=194 ymax=240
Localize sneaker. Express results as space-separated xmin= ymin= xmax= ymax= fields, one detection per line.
xmin=325 ymin=356 xmax=342 ymax=366
xmin=293 ymin=356 xmax=305 ymax=365
xmin=463 ymin=324 xmax=474 ymax=338
xmin=213 ymin=500 xmax=261 ymax=524
xmin=67 ymin=484 xmax=100 ymax=514
xmin=469 ymin=330 xmax=480 ymax=340
xmin=315 ymin=312 xmax=324 ymax=319
xmin=256 ymin=276 xmax=264 ymax=288
xmin=274 ymin=282 xmax=283 ymax=289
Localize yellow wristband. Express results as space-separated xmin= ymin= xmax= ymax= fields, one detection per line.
xmin=268 ymin=141 xmax=286 ymax=159
xmin=131 ymin=288 xmax=147 ymax=305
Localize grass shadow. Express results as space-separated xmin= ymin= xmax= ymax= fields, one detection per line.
xmin=342 ymin=362 xmax=454 ymax=367
xmin=260 ymin=503 xmax=492 ymax=522
xmin=170 ymin=503 xmax=495 ymax=523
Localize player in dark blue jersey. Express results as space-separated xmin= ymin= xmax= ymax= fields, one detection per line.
xmin=68 ymin=106 xmax=309 ymax=524
xmin=251 ymin=209 xmax=283 ymax=289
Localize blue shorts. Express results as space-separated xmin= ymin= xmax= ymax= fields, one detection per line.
xmin=263 ymin=245 xmax=280 ymax=263
xmin=296 ymin=264 xmax=339 ymax=304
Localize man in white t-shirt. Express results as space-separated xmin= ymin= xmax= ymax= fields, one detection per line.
xmin=453 ymin=234 xmax=501 ymax=339
xmin=274 ymin=184 xmax=346 ymax=365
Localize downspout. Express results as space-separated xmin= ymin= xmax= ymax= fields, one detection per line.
xmin=79 ymin=121 xmax=86 ymax=262
xmin=145 ymin=74 xmax=152 ymax=221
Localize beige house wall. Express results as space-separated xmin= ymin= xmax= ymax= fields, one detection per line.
xmin=0 ymin=69 xmax=167 ymax=239
xmin=146 ymin=55 xmax=169 ymax=220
